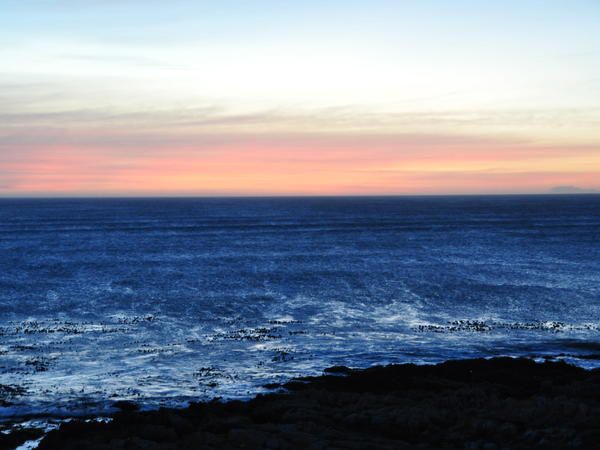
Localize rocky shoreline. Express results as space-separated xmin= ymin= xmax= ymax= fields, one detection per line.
xmin=5 ymin=357 xmax=600 ymax=449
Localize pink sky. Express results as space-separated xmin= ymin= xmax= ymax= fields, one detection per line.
xmin=2 ymin=132 xmax=598 ymax=196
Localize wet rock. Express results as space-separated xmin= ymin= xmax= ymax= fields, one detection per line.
xmin=0 ymin=427 xmax=44 ymax=450
xmin=113 ymin=400 xmax=140 ymax=411
xmin=36 ymin=357 xmax=600 ymax=449
xmin=324 ymin=366 xmax=353 ymax=374
xmin=136 ymin=424 xmax=177 ymax=442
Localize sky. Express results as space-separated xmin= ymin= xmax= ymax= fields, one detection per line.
xmin=1 ymin=0 xmax=599 ymax=196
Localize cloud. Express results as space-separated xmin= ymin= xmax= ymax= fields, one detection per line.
xmin=1 ymin=89 xmax=599 ymax=196
xmin=549 ymin=185 xmax=600 ymax=194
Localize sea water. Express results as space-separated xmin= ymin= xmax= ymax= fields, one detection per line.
xmin=1 ymin=195 xmax=599 ymax=422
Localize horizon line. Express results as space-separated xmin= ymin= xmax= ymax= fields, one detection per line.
xmin=1 ymin=192 xmax=599 ymax=200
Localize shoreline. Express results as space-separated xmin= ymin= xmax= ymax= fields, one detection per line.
xmin=6 ymin=356 xmax=600 ymax=449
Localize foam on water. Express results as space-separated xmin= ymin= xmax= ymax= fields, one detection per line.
xmin=1 ymin=196 xmax=599 ymax=425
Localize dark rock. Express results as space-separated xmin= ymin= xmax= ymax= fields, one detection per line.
xmin=113 ymin=400 xmax=140 ymax=411
xmin=324 ymin=366 xmax=353 ymax=374
xmin=36 ymin=357 xmax=600 ymax=449
xmin=0 ymin=427 xmax=44 ymax=450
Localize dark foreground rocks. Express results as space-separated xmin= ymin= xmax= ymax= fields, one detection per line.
xmin=36 ymin=358 xmax=600 ymax=449
xmin=0 ymin=427 xmax=44 ymax=450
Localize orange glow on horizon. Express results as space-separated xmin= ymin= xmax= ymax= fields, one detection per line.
xmin=3 ymin=135 xmax=599 ymax=196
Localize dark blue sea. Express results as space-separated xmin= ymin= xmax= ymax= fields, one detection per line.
xmin=1 ymin=195 xmax=600 ymax=425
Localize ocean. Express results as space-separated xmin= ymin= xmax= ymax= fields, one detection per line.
xmin=1 ymin=195 xmax=599 ymax=423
